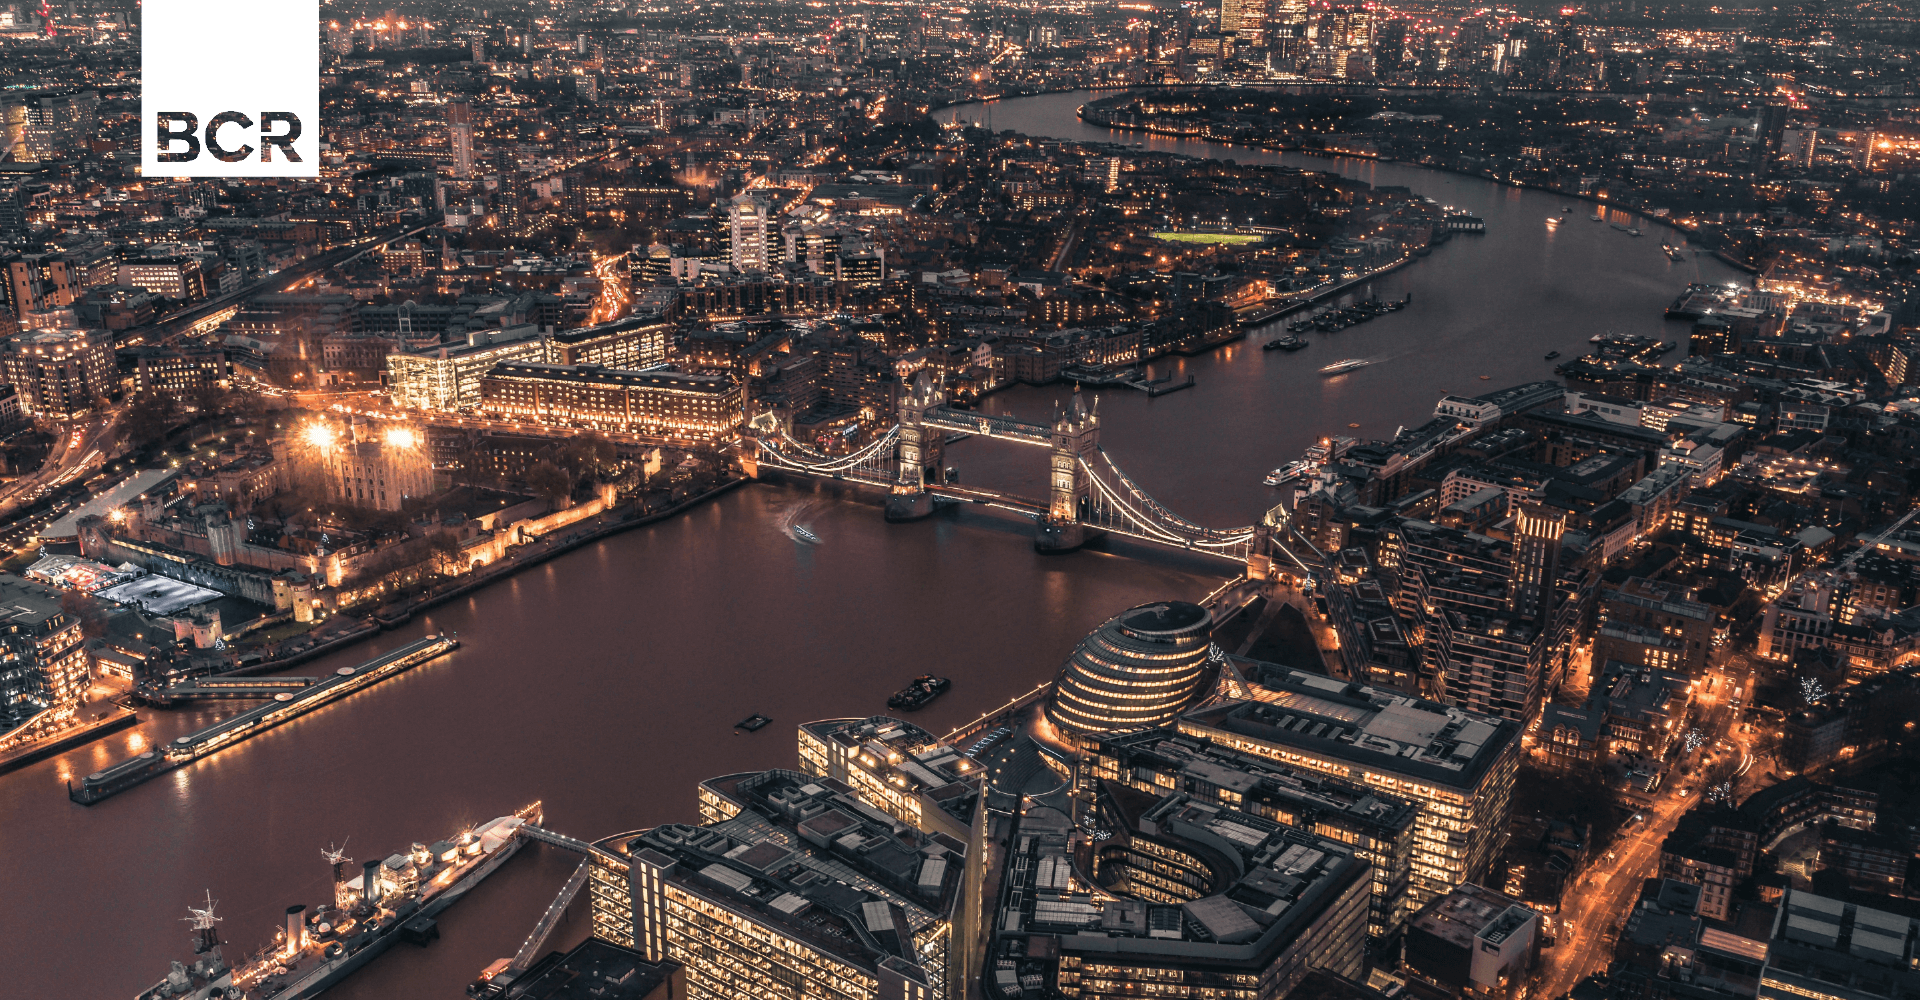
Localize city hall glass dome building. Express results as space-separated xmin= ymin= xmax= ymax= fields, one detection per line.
xmin=1046 ymin=601 xmax=1217 ymax=737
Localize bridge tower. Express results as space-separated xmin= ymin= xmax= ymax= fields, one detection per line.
xmin=884 ymin=371 xmax=945 ymax=522
xmin=1036 ymin=389 xmax=1100 ymax=553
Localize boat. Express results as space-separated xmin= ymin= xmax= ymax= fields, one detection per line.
xmin=1666 ymin=246 xmax=1686 ymax=262
xmin=790 ymin=525 xmax=820 ymax=544
xmin=1590 ymin=213 xmax=1603 ymax=221
xmin=1545 ymin=216 xmax=1561 ymax=226
xmin=736 ymin=714 xmax=773 ymax=732
xmin=1628 ymin=228 xmax=1643 ymax=237
xmin=139 ymin=804 xmax=541 ymax=1000
xmin=887 ymin=675 xmax=951 ymax=711
xmin=1562 ymin=205 xmax=1574 ymax=213
xmin=1590 ymin=334 xmax=1606 ymax=343
xmin=1264 ymin=335 xmax=1308 ymax=351
xmin=1263 ymin=460 xmax=1314 ymax=486
xmin=1319 ymin=359 xmax=1370 ymax=376
xmin=1544 ymin=351 xmax=1560 ymax=360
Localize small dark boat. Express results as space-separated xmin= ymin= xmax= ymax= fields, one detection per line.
xmin=887 ymin=675 xmax=951 ymax=712
xmin=1544 ymin=351 xmax=1560 ymax=360
xmin=736 ymin=714 xmax=773 ymax=732
xmin=1264 ymin=336 xmax=1308 ymax=351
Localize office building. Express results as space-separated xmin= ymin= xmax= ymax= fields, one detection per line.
xmin=1401 ymin=883 xmax=1539 ymax=1000
xmin=1180 ymin=665 xmax=1520 ymax=905
xmin=1081 ymin=727 xmax=1418 ymax=951
xmin=117 ymin=257 xmax=206 ymax=301
xmin=1593 ymin=578 xmax=1714 ymax=676
xmin=385 ymin=326 xmax=546 ymax=410
xmin=478 ymin=362 xmax=742 ymax=442
xmin=0 ymin=573 xmax=92 ymax=740
xmin=1758 ymin=889 xmax=1920 ymax=1000
xmin=544 ymin=317 xmax=670 ymax=369
xmin=125 ymin=344 xmax=231 ymax=401
xmin=1032 ymin=783 xmax=1372 ymax=999
xmin=795 ymin=716 xmax=985 ymax=848
xmin=795 ymin=716 xmax=986 ymax=998
xmin=4 ymin=325 xmax=113 ymax=419
xmin=1045 ymin=601 xmax=1218 ymax=739
xmin=589 ymin=769 xmax=965 ymax=1000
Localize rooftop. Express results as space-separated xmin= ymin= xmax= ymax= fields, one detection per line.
xmin=1181 ymin=665 xmax=1519 ymax=790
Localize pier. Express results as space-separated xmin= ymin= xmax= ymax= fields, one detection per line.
xmin=1060 ymin=367 xmax=1197 ymax=397
xmin=139 ymin=675 xmax=320 ymax=705
xmin=70 ymin=634 xmax=459 ymax=805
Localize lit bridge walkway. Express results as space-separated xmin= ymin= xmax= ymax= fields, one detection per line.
xmin=508 ymin=858 xmax=592 ymax=974
xmin=519 ymin=824 xmax=626 ymax=866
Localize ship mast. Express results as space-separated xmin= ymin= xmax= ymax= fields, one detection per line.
xmin=184 ymin=891 xmax=223 ymax=954
xmin=323 ymin=841 xmax=352 ymax=909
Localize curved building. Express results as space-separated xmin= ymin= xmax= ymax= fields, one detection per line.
xmin=1046 ymin=601 xmax=1216 ymax=736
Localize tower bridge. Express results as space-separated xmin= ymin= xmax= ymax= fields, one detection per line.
xmin=745 ymin=372 xmax=1320 ymax=576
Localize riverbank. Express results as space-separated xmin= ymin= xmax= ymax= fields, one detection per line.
xmin=0 ymin=707 xmax=138 ymax=777
xmin=216 ymin=476 xmax=751 ymax=679
xmin=1067 ymin=100 xmax=1758 ymax=276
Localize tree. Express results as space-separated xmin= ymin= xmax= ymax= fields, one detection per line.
xmin=122 ymin=392 xmax=181 ymax=449
xmin=59 ymin=590 xmax=109 ymax=639
xmin=525 ymin=460 xmax=571 ymax=506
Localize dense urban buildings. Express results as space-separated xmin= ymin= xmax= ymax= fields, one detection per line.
xmin=2 ymin=0 xmax=1919 ymax=997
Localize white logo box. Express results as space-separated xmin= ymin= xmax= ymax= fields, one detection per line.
xmin=142 ymin=0 xmax=319 ymax=177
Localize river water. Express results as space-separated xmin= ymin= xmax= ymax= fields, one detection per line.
xmin=4 ymin=89 xmax=1741 ymax=998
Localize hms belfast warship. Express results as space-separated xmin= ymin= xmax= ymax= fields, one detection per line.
xmin=139 ymin=803 xmax=540 ymax=1000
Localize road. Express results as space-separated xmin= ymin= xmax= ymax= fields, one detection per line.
xmin=1535 ymin=650 xmax=1765 ymax=998
xmin=0 ymin=411 xmax=120 ymax=520
xmin=1538 ymin=786 xmax=1691 ymax=999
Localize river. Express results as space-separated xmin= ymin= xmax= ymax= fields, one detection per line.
xmin=3 ymin=89 xmax=1741 ymax=998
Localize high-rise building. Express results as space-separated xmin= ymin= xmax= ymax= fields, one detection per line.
xmin=588 ymin=769 xmax=966 ymax=1000
xmin=727 ymin=198 xmax=770 ymax=272
xmin=446 ymin=102 xmax=473 ymax=179
xmin=1180 ymin=664 xmax=1520 ymax=906
xmin=1045 ymin=601 xmax=1218 ymax=738
xmin=1082 ymin=727 xmax=1419 ymax=952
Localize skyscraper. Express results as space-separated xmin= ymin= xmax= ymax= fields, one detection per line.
xmin=727 ymin=198 xmax=770 ymax=272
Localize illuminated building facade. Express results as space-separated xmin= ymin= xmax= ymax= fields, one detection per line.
xmin=1081 ymin=728 xmax=1418 ymax=951
xmin=1033 ymin=784 xmax=1373 ymax=1000
xmin=3 ymin=325 xmax=113 ymax=419
xmin=385 ymin=326 xmax=546 ymax=411
xmin=0 ymin=573 xmax=90 ymax=739
xmin=797 ymin=717 xmax=986 ymax=995
xmin=544 ymin=317 xmax=670 ymax=370
xmin=1757 ymin=889 xmax=1920 ymax=1000
xmin=728 ymin=198 xmax=771 ymax=272
xmin=1045 ymin=601 xmax=1218 ymax=738
xmin=590 ymin=770 xmax=962 ymax=1000
xmin=478 ymin=363 xmax=741 ymax=443
xmin=1179 ymin=665 xmax=1520 ymax=906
